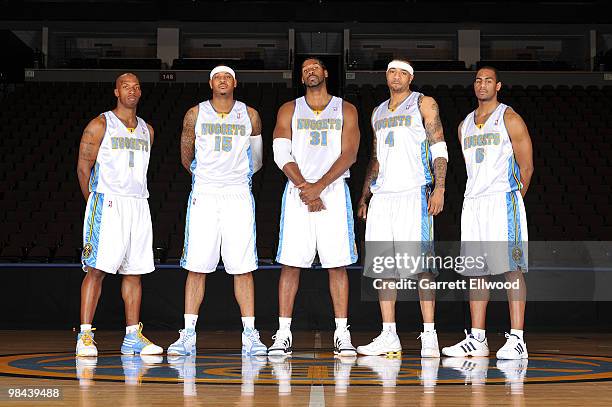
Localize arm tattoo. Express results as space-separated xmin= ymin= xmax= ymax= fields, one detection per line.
xmin=422 ymin=97 xmax=447 ymax=190
xmin=248 ymin=108 xmax=262 ymax=135
xmin=424 ymin=99 xmax=444 ymax=144
xmin=180 ymin=108 xmax=197 ymax=173
xmin=78 ymin=127 xmax=100 ymax=162
xmin=432 ymin=157 xmax=446 ymax=190
xmin=361 ymin=134 xmax=378 ymax=200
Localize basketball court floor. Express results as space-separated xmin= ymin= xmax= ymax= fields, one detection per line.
xmin=1 ymin=330 xmax=612 ymax=405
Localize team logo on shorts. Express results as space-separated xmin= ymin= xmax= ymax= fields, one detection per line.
xmin=512 ymin=246 xmax=523 ymax=262
xmin=82 ymin=243 xmax=93 ymax=259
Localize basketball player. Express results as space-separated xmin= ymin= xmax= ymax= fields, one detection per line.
xmin=356 ymin=60 xmax=447 ymax=358
xmin=76 ymin=73 xmax=162 ymax=357
xmin=270 ymin=57 xmax=360 ymax=356
xmin=168 ymin=65 xmax=266 ymax=356
xmin=442 ymin=66 xmax=533 ymax=359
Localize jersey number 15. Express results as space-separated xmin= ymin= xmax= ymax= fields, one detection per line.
xmin=214 ymin=136 xmax=233 ymax=152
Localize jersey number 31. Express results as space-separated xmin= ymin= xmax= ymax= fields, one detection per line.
xmin=309 ymin=131 xmax=328 ymax=146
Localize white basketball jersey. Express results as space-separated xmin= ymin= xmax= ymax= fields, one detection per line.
xmin=89 ymin=111 xmax=151 ymax=198
xmin=290 ymin=96 xmax=347 ymax=184
xmin=370 ymin=92 xmax=433 ymax=194
xmin=460 ymin=103 xmax=522 ymax=198
xmin=191 ymin=100 xmax=253 ymax=192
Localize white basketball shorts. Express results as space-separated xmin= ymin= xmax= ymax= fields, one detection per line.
xmin=365 ymin=186 xmax=434 ymax=242
xmin=365 ymin=186 xmax=435 ymax=278
xmin=81 ymin=192 xmax=154 ymax=275
xmin=180 ymin=189 xmax=257 ymax=275
xmin=275 ymin=180 xmax=358 ymax=269
xmin=460 ymin=190 xmax=528 ymax=275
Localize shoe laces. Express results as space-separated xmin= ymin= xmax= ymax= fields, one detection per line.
xmin=370 ymin=329 xmax=392 ymax=346
xmin=177 ymin=329 xmax=195 ymax=345
xmin=271 ymin=331 xmax=290 ymax=348
xmin=335 ymin=326 xmax=353 ymax=347
xmin=136 ymin=322 xmax=152 ymax=345
xmin=503 ymin=332 xmax=521 ymax=345
xmin=245 ymin=328 xmax=261 ymax=341
xmin=80 ymin=328 xmax=97 ymax=346
xmin=418 ymin=330 xmax=436 ymax=347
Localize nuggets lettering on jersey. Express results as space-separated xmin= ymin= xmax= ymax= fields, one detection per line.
xmin=290 ymin=96 xmax=347 ymax=183
xmin=370 ymin=92 xmax=433 ymax=194
xmin=89 ymin=111 xmax=151 ymax=198
xmin=460 ymin=103 xmax=522 ymax=198
xmin=192 ymin=101 xmax=253 ymax=192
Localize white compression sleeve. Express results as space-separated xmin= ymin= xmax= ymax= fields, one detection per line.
xmin=249 ymin=135 xmax=263 ymax=173
xmin=273 ymin=137 xmax=295 ymax=170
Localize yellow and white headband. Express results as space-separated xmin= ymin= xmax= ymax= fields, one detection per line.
xmin=210 ymin=66 xmax=236 ymax=80
xmin=387 ymin=60 xmax=414 ymax=75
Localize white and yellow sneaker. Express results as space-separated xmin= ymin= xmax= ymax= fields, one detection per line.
xmin=76 ymin=328 xmax=98 ymax=357
xmin=357 ymin=330 xmax=402 ymax=356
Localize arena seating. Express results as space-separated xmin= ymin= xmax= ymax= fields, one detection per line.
xmin=1 ymin=81 xmax=611 ymax=263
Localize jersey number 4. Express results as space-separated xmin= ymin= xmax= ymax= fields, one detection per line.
xmin=385 ymin=131 xmax=394 ymax=147
xmin=309 ymin=131 xmax=328 ymax=146
xmin=214 ymin=136 xmax=233 ymax=152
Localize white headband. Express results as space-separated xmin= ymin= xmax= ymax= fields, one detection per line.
xmin=387 ymin=60 xmax=414 ymax=75
xmin=210 ymin=66 xmax=236 ymax=80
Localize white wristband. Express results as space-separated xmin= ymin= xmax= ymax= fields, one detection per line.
xmin=273 ymin=138 xmax=295 ymax=170
xmin=430 ymin=141 xmax=448 ymax=162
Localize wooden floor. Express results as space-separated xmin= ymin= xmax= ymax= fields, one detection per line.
xmin=1 ymin=330 xmax=612 ymax=406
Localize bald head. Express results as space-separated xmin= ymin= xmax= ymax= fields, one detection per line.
xmin=114 ymin=72 xmax=141 ymax=109
xmin=115 ymin=72 xmax=139 ymax=89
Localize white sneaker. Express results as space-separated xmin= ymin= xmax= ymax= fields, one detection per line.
xmin=167 ymin=328 xmax=197 ymax=356
xmin=357 ymin=330 xmax=401 ymax=356
xmin=334 ymin=355 xmax=356 ymax=394
xmin=269 ymin=354 xmax=292 ymax=395
xmin=442 ymin=357 xmax=489 ymax=386
xmin=76 ymin=329 xmax=98 ymax=357
xmin=442 ymin=330 xmax=489 ymax=357
xmin=418 ymin=330 xmax=440 ymax=358
xmin=242 ymin=328 xmax=268 ymax=356
xmin=497 ymin=359 xmax=528 ymax=394
xmin=496 ymin=333 xmax=528 ymax=360
xmin=357 ymin=356 xmax=402 ymax=390
xmin=268 ymin=329 xmax=292 ymax=356
xmin=334 ymin=327 xmax=357 ymax=356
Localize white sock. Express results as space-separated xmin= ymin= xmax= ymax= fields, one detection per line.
xmin=423 ymin=323 xmax=435 ymax=332
xmin=126 ymin=324 xmax=139 ymax=334
xmin=335 ymin=318 xmax=348 ymax=330
xmin=471 ymin=328 xmax=486 ymax=341
xmin=242 ymin=317 xmax=255 ymax=330
xmin=185 ymin=314 xmax=198 ymax=330
xmin=279 ymin=317 xmax=292 ymax=331
xmin=382 ymin=322 xmax=396 ymax=333
xmin=510 ymin=329 xmax=524 ymax=340
xmin=80 ymin=324 xmax=92 ymax=332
